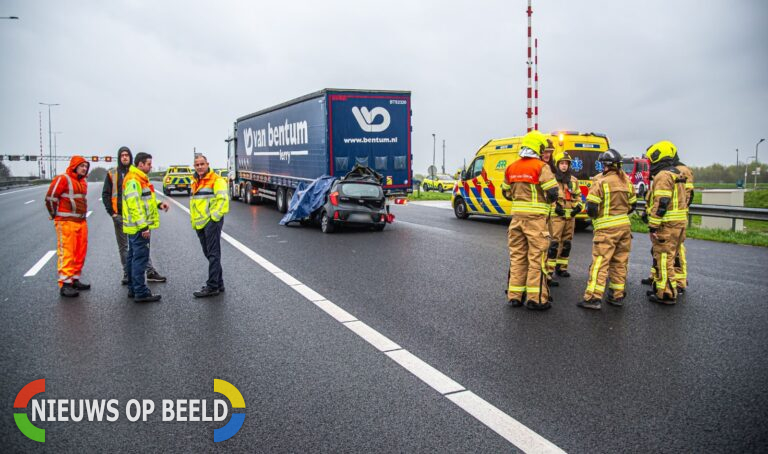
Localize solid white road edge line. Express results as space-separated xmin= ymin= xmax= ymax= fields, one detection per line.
xmin=24 ymin=250 xmax=56 ymax=277
xmin=160 ymin=194 xmax=567 ymax=453
xmin=0 ymin=186 xmax=43 ymax=196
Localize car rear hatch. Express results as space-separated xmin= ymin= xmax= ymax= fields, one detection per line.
xmin=336 ymin=182 xmax=385 ymax=223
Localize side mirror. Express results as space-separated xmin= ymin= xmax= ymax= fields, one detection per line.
xmin=460 ymin=170 xmax=466 ymax=181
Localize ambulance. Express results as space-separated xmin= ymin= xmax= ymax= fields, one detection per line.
xmin=451 ymin=131 xmax=610 ymax=227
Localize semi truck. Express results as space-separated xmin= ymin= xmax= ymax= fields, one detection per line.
xmin=227 ymin=88 xmax=412 ymax=213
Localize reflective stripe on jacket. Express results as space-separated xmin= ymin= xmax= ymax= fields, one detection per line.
xmin=587 ymin=170 xmax=636 ymax=230
xmin=190 ymin=170 xmax=229 ymax=230
xmin=501 ymin=158 xmax=557 ymax=217
xmin=45 ymin=156 xmax=89 ymax=221
xmin=648 ymin=169 xmax=688 ymax=227
xmin=108 ymin=168 xmax=119 ymax=213
xmin=122 ymin=165 xmax=159 ymax=234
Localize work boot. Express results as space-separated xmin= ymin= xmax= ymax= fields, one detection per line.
xmin=525 ymin=300 xmax=551 ymax=311
xmin=127 ymin=291 xmax=134 ymax=299
xmin=577 ymin=299 xmax=602 ymax=310
xmin=556 ymin=269 xmax=571 ymax=278
xmin=193 ymin=286 xmax=220 ymax=298
xmin=146 ymin=270 xmax=167 ymax=283
xmin=60 ymin=284 xmax=79 ymax=298
xmin=607 ymin=296 xmax=625 ymax=307
xmin=507 ymin=299 xmax=523 ymax=308
xmin=548 ymin=279 xmax=559 ymax=287
xmin=677 ymin=287 xmax=686 ymax=295
xmin=121 ymin=276 xmax=129 ymax=285
xmin=641 ymin=277 xmax=654 ymax=285
xmin=72 ymin=280 xmax=91 ymax=291
xmin=648 ymin=294 xmax=676 ymax=305
xmin=134 ymin=293 xmax=161 ymax=303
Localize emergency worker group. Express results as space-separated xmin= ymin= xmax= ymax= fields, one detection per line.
xmin=45 ymin=135 xmax=692 ymax=310
xmin=45 ymin=148 xmax=229 ymax=302
xmin=500 ymin=131 xmax=693 ymax=311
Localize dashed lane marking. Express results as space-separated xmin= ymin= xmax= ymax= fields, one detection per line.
xmin=160 ymin=195 xmax=567 ymax=453
xmin=24 ymin=200 xmax=35 ymax=204
xmin=24 ymin=250 xmax=56 ymax=277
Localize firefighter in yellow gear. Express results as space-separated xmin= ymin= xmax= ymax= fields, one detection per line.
xmin=578 ymin=149 xmax=637 ymax=310
xmin=644 ymin=141 xmax=689 ymax=305
xmin=500 ymin=130 xmax=559 ymax=311
xmin=546 ymin=151 xmax=583 ymax=281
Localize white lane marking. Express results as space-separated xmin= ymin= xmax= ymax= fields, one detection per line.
xmin=0 ymin=186 xmax=43 ymax=196
xmin=447 ymin=391 xmax=567 ymax=454
xmin=86 ymin=210 xmax=93 ymax=218
xmin=24 ymin=250 xmax=56 ymax=277
xmin=160 ymin=194 xmax=565 ymax=452
xmin=24 ymin=200 xmax=35 ymax=204
xmin=386 ymin=349 xmax=465 ymax=395
xmin=313 ymin=299 xmax=357 ymax=323
xmin=343 ymin=321 xmax=401 ymax=352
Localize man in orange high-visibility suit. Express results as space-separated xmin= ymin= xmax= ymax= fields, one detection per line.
xmin=45 ymin=156 xmax=90 ymax=297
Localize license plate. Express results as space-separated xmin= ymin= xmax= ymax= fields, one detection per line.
xmin=177 ymin=184 xmax=187 ymax=188
xmin=348 ymin=213 xmax=371 ymax=223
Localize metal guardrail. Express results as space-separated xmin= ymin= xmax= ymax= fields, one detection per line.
xmin=636 ymin=200 xmax=768 ymax=230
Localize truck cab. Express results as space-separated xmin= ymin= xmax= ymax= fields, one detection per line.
xmin=622 ymin=156 xmax=650 ymax=197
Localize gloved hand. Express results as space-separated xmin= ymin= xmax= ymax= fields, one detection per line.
xmin=554 ymin=204 xmax=565 ymax=217
xmin=570 ymin=205 xmax=582 ymax=218
xmin=641 ymin=211 xmax=649 ymax=224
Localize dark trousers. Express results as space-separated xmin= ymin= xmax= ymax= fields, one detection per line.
xmin=197 ymin=219 xmax=224 ymax=290
xmin=127 ymin=233 xmax=150 ymax=297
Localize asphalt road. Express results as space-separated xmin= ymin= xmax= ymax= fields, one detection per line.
xmin=1 ymin=184 xmax=767 ymax=453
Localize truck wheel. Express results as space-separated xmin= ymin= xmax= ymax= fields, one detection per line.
xmin=438 ymin=185 xmax=444 ymax=192
xmin=230 ymin=183 xmax=239 ymax=201
xmin=320 ymin=210 xmax=335 ymax=233
xmin=422 ymin=183 xmax=429 ymax=192
xmin=276 ymin=187 xmax=287 ymax=213
xmin=245 ymin=183 xmax=254 ymax=205
xmin=286 ymin=188 xmax=295 ymax=211
xmin=454 ymin=197 xmax=470 ymax=219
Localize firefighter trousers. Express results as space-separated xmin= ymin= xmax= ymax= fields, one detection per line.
xmin=651 ymin=222 xmax=686 ymax=300
xmin=507 ymin=215 xmax=550 ymax=305
xmin=55 ymin=220 xmax=88 ymax=287
xmin=548 ymin=216 xmax=575 ymax=274
xmin=583 ymin=226 xmax=631 ymax=301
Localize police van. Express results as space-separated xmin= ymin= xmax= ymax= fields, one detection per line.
xmin=451 ymin=131 xmax=610 ymax=226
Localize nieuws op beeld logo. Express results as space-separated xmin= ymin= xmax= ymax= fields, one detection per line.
xmin=13 ymin=378 xmax=245 ymax=443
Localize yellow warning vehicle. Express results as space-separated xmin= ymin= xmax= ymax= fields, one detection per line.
xmin=162 ymin=165 xmax=194 ymax=195
xmin=451 ymin=131 xmax=610 ymax=226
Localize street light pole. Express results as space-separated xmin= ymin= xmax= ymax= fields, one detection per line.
xmin=756 ymin=138 xmax=765 ymax=165
xmin=442 ymin=139 xmax=445 ymax=175
xmin=431 ymin=133 xmax=436 ymax=176
xmin=39 ymin=102 xmax=59 ymax=178
xmin=0 ymin=16 xmax=20 ymax=19
xmin=53 ymin=132 xmax=63 ymax=175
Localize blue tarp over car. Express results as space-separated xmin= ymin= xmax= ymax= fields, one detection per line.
xmin=279 ymin=176 xmax=337 ymax=225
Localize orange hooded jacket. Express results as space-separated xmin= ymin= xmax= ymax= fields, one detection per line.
xmin=45 ymin=156 xmax=89 ymax=221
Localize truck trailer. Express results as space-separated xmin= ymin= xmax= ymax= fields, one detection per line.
xmin=227 ymin=88 xmax=412 ymax=213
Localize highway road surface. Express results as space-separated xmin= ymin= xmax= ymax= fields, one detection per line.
xmin=1 ymin=183 xmax=767 ymax=452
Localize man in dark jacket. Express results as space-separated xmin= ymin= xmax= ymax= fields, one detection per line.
xmin=102 ymin=146 xmax=167 ymax=285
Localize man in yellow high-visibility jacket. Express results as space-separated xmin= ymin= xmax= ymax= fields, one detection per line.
xmin=190 ymin=154 xmax=229 ymax=298
xmin=122 ymin=152 xmax=169 ymax=303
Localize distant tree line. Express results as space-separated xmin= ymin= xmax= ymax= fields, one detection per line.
xmin=690 ymin=162 xmax=767 ymax=184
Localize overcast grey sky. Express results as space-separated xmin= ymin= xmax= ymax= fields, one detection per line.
xmin=1 ymin=0 xmax=767 ymax=177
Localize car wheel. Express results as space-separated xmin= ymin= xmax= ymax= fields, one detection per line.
xmin=276 ymin=187 xmax=287 ymax=213
xmin=438 ymin=185 xmax=444 ymax=192
xmin=422 ymin=183 xmax=429 ymax=192
xmin=454 ymin=197 xmax=470 ymax=219
xmin=187 ymin=189 xmax=191 ymax=196
xmin=163 ymin=187 xmax=169 ymax=196
xmin=320 ymin=210 xmax=335 ymax=233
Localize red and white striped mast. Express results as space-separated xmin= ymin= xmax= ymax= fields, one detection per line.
xmin=526 ymin=0 xmax=533 ymax=132
xmin=534 ymin=37 xmax=539 ymax=131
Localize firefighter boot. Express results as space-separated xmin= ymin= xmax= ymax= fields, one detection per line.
xmin=60 ymin=283 xmax=79 ymax=298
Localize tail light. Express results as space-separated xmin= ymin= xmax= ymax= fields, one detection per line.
xmin=329 ymin=191 xmax=339 ymax=206
xmin=380 ymin=214 xmax=386 ymax=222
xmin=333 ymin=211 xmax=340 ymax=220
xmin=386 ymin=213 xmax=395 ymax=223
xmin=394 ymin=197 xmax=408 ymax=205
